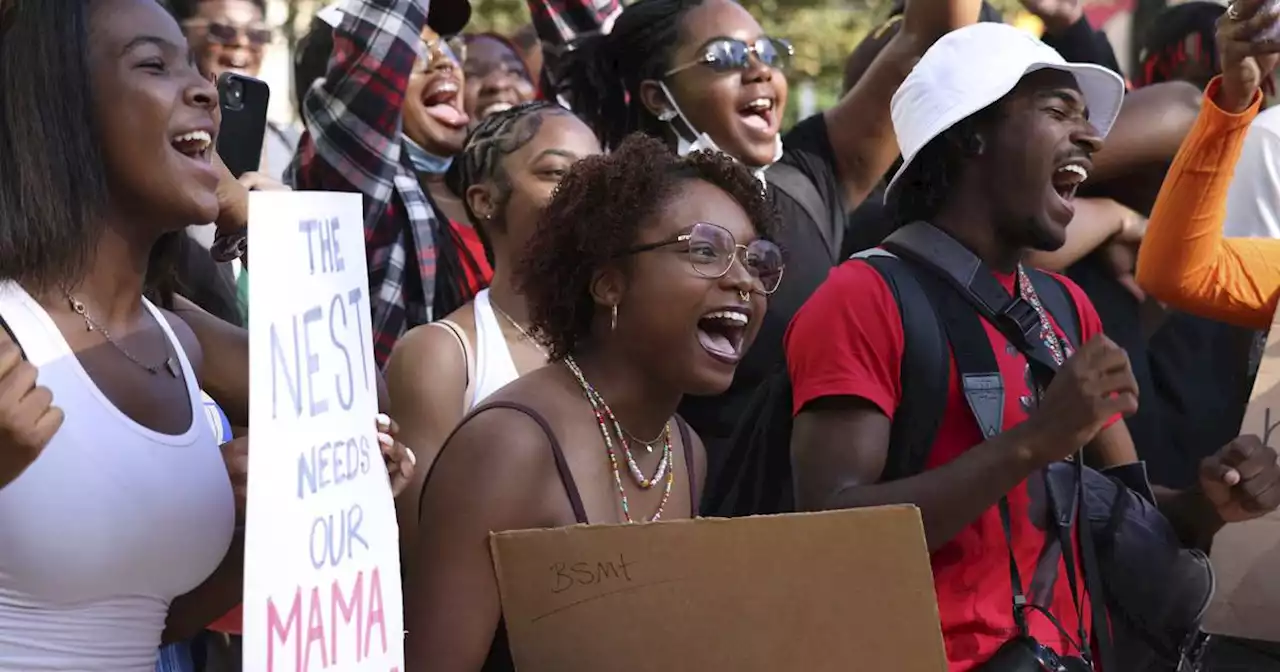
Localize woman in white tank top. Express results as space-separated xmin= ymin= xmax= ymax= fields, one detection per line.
xmin=0 ymin=3 xmax=420 ymax=669
xmin=384 ymin=102 xmax=603 ymax=555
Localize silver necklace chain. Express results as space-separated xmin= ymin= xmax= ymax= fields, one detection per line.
xmin=66 ymin=295 xmax=179 ymax=377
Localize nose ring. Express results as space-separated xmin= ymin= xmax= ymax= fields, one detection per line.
xmin=738 ymin=290 xmax=750 ymax=302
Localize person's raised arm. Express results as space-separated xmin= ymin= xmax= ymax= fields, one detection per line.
xmin=288 ymin=0 xmax=425 ymax=213
xmin=1135 ymin=0 xmax=1280 ymax=329
xmin=823 ymin=0 xmax=980 ymax=211
xmin=1025 ymin=197 xmax=1145 ymax=272
xmin=521 ymin=0 xmax=620 ymax=99
xmin=1088 ymin=80 xmax=1203 ymax=183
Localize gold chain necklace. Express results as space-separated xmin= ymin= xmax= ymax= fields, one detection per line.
xmin=489 ymin=298 xmax=550 ymax=359
xmin=66 ymin=294 xmax=180 ymax=377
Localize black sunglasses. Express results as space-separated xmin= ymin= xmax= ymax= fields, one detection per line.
xmin=665 ymin=36 xmax=793 ymax=77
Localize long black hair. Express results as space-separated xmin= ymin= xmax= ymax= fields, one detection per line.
xmin=556 ymin=0 xmax=706 ymax=151
xmin=445 ymin=100 xmax=568 ymax=266
xmin=0 ymin=0 xmax=111 ymax=291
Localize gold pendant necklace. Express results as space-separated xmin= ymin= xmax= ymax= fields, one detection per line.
xmin=66 ymin=294 xmax=180 ymax=377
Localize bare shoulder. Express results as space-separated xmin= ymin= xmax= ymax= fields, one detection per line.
xmin=386 ymin=305 xmax=477 ymax=391
xmin=422 ymin=403 xmax=563 ymax=525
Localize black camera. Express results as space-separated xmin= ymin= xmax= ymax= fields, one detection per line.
xmin=979 ymin=636 xmax=1092 ymax=672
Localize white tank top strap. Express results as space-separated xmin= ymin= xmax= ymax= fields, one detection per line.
xmin=470 ymin=289 xmax=520 ymax=409
xmin=428 ymin=318 xmax=476 ymax=413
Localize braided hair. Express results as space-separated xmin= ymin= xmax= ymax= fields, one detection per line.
xmin=445 ymin=100 xmax=568 ymax=267
xmin=1135 ymin=2 xmax=1223 ymax=88
xmin=556 ymin=0 xmax=707 ymax=150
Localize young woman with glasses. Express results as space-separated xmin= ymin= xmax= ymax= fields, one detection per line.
xmin=403 ymin=135 xmax=781 ymax=671
xmin=554 ymin=0 xmax=976 ymax=493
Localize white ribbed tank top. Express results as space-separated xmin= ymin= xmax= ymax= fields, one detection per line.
xmin=0 ymin=283 xmax=234 ymax=671
xmin=469 ymin=289 xmax=521 ymax=409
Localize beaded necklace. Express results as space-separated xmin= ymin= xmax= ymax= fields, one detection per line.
xmin=1015 ymin=265 xmax=1066 ymax=366
xmin=564 ymin=355 xmax=674 ymax=523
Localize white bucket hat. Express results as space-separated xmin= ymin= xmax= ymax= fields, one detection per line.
xmin=885 ymin=22 xmax=1126 ymax=202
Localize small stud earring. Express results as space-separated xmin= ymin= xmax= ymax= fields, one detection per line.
xmin=611 ymin=305 xmax=618 ymax=331
xmin=658 ymin=110 xmax=676 ymax=122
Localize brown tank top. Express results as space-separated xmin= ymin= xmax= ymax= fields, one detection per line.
xmin=420 ymin=400 xmax=697 ymax=671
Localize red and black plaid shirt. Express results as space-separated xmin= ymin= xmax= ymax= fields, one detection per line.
xmin=287 ymin=0 xmax=439 ymax=369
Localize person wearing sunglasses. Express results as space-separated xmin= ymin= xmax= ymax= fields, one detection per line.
xmin=404 ymin=136 xmax=779 ymax=671
xmin=554 ymin=0 xmax=978 ymax=493
xmin=171 ymin=0 xmax=298 ymax=184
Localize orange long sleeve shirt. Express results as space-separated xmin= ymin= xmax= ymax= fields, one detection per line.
xmin=1135 ymin=77 xmax=1280 ymax=331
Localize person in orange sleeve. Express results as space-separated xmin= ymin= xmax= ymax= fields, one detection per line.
xmin=1135 ymin=0 xmax=1280 ymax=329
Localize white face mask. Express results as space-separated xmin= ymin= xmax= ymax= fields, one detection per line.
xmin=659 ymin=81 xmax=783 ymax=185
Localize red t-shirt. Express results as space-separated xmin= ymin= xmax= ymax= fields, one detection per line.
xmin=785 ymin=258 xmax=1105 ymax=671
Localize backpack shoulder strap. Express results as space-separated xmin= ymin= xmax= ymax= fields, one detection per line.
xmin=1025 ymin=269 xmax=1082 ymax=350
xmin=766 ymin=162 xmax=842 ymax=262
xmin=854 ymin=250 xmax=950 ymax=480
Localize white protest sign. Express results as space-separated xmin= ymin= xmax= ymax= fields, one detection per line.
xmin=243 ymin=191 xmax=404 ymax=672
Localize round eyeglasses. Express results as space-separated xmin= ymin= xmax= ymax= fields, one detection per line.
xmin=624 ymin=221 xmax=784 ymax=295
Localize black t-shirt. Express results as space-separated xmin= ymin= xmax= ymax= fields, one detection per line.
xmin=678 ymin=113 xmax=845 ymax=478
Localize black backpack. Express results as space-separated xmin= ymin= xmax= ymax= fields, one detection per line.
xmin=702 ymin=249 xmax=1079 ymax=517
xmin=708 ymin=222 xmax=1222 ymax=671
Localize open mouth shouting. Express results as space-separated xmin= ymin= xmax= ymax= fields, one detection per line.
xmin=1052 ymin=161 xmax=1089 ymax=202
xmin=171 ymin=129 xmax=214 ymax=163
xmin=1048 ymin=157 xmax=1091 ymax=222
xmin=738 ymin=96 xmax=778 ymax=138
xmin=697 ymin=306 xmax=751 ymax=365
xmin=421 ymin=77 xmax=470 ymax=129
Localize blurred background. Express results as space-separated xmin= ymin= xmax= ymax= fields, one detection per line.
xmin=258 ymin=0 xmax=1217 ymax=128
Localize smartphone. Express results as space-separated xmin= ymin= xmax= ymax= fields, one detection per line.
xmin=216 ymin=72 xmax=270 ymax=178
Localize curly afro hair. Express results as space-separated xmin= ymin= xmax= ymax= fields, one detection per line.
xmin=517 ymin=134 xmax=779 ymax=361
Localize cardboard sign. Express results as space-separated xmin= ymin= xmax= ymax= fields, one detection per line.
xmin=1203 ymin=314 xmax=1280 ymax=643
xmin=242 ymin=192 xmax=405 ymax=672
xmin=491 ymin=506 xmax=947 ymax=671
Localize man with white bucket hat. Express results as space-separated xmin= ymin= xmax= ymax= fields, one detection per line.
xmin=788 ymin=22 xmax=1135 ymax=670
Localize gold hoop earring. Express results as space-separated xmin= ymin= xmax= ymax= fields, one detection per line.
xmin=611 ymin=304 xmax=618 ymax=332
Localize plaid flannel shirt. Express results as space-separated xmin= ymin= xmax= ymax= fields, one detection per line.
xmin=286 ymin=0 xmax=437 ymax=368
xmin=525 ymin=0 xmax=621 ymax=95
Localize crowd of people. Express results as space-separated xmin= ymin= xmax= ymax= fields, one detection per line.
xmin=4 ymin=0 xmax=1280 ymax=669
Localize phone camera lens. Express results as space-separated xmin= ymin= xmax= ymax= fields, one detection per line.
xmin=221 ymin=78 xmax=246 ymax=111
